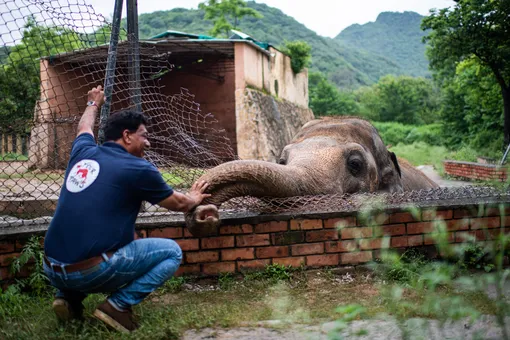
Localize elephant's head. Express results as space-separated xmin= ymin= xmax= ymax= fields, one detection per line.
xmin=185 ymin=116 xmax=404 ymax=237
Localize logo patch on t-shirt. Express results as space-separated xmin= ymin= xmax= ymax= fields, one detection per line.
xmin=66 ymin=160 xmax=100 ymax=193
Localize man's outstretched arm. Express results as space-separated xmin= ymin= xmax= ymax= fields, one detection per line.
xmin=77 ymin=85 xmax=105 ymax=137
xmin=158 ymin=180 xmax=211 ymax=213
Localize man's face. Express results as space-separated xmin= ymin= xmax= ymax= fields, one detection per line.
xmin=126 ymin=124 xmax=150 ymax=158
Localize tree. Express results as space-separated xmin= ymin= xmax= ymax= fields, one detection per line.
xmin=281 ymin=41 xmax=311 ymax=74
xmin=422 ymin=0 xmax=510 ymax=146
xmin=308 ymin=72 xmax=359 ymax=116
xmin=1 ymin=18 xmax=89 ymax=133
xmin=355 ymin=75 xmax=440 ymax=125
xmin=198 ymin=0 xmax=262 ymax=38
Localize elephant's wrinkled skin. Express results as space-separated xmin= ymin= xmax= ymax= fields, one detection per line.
xmin=186 ymin=116 xmax=438 ymax=237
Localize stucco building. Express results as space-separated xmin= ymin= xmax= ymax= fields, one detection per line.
xmin=28 ymin=31 xmax=313 ymax=169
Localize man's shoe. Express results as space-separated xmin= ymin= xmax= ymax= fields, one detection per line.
xmin=93 ymin=300 xmax=138 ymax=333
xmin=52 ymin=298 xmax=84 ymax=321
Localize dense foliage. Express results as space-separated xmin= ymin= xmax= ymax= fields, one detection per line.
xmin=132 ymin=2 xmax=415 ymax=89
xmin=198 ymin=0 xmax=262 ymax=38
xmin=280 ymin=40 xmax=311 ymax=74
xmin=422 ymin=0 xmax=510 ymax=150
xmin=335 ymin=11 xmax=429 ymax=78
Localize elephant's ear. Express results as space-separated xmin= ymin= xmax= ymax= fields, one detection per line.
xmin=389 ymin=151 xmax=402 ymax=178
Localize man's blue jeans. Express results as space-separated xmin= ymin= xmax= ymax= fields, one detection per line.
xmin=43 ymin=238 xmax=182 ymax=310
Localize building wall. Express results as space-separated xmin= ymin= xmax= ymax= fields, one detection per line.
xmin=158 ymin=58 xmax=237 ymax=157
xmin=235 ymin=88 xmax=314 ymax=162
xmin=234 ymin=43 xmax=309 ymax=108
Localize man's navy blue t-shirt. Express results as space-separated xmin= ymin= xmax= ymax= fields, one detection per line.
xmin=44 ymin=133 xmax=174 ymax=263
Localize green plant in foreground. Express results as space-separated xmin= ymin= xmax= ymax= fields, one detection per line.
xmin=10 ymin=235 xmax=49 ymax=295
xmin=244 ymin=263 xmax=293 ymax=283
xmin=160 ymin=276 xmax=187 ymax=294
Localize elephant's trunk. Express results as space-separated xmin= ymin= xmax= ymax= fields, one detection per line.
xmin=185 ymin=160 xmax=322 ymax=236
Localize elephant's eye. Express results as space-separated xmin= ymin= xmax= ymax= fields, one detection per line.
xmin=347 ymin=158 xmax=363 ymax=176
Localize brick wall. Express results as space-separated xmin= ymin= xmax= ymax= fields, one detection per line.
xmin=2 ymin=202 xmax=510 ymax=284
xmin=444 ymin=160 xmax=507 ymax=181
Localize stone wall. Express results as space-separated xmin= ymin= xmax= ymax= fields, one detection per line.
xmin=235 ymin=88 xmax=314 ymax=162
xmin=2 ymin=201 xmax=509 ymax=284
xmin=444 ymin=160 xmax=507 ymax=181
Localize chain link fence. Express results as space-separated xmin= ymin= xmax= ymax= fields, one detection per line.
xmin=0 ymin=0 xmax=239 ymax=224
xmin=0 ymin=0 xmax=507 ymax=229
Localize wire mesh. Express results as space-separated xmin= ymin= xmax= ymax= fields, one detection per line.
xmin=0 ymin=0 xmax=237 ymax=222
xmin=0 ymin=0 xmax=507 ymax=229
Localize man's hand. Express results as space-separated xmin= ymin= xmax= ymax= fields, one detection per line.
xmin=88 ymin=85 xmax=105 ymax=107
xmin=187 ymin=180 xmax=211 ymax=207
xmin=77 ymin=85 xmax=105 ymax=137
xmin=157 ymin=180 xmax=212 ymax=213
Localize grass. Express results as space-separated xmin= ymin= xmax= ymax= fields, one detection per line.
xmin=0 ymin=267 xmax=497 ymax=340
xmin=0 ymin=152 xmax=28 ymax=161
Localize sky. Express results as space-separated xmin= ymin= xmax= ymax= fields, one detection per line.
xmin=83 ymin=0 xmax=456 ymax=38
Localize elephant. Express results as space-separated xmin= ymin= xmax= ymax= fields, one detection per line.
xmin=185 ymin=116 xmax=438 ymax=237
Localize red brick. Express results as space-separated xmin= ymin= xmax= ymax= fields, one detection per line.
xmin=185 ymin=251 xmax=219 ymax=263
xmin=454 ymin=208 xmax=480 ymax=218
xmin=134 ymin=230 xmax=147 ymax=240
xmin=15 ymin=240 xmax=26 ymax=251
xmin=221 ymin=248 xmax=255 ymax=261
xmin=236 ymin=234 xmax=270 ymax=247
xmin=174 ymin=264 xmax=200 ymax=276
xmin=0 ymin=253 xmax=19 ymax=267
xmin=391 ymin=236 xmax=408 ymax=248
xmin=324 ymin=217 xmax=356 ymax=229
xmin=446 ymin=219 xmax=469 ymax=231
xmin=291 ymin=243 xmax=324 ymax=255
xmin=341 ymin=251 xmax=373 ymax=264
xmin=408 ymin=235 xmax=423 ymax=246
xmin=325 ymin=240 xmax=357 ymax=253
xmin=0 ymin=267 xmax=12 ymax=280
xmin=455 ymin=231 xmax=486 ymax=242
xmin=220 ymin=224 xmax=254 ymax=235
xmin=290 ymin=219 xmax=323 ymax=230
xmin=470 ymin=217 xmax=501 ymax=229
xmin=374 ymin=224 xmax=405 ymax=236
xmin=254 ymin=221 xmax=288 ymax=233
xmin=203 ymin=262 xmax=236 ymax=275
xmin=306 ymin=230 xmax=339 ymax=242
xmin=238 ymin=259 xmax=270 ymax=271
xmin=306 ymin=254 xmax=339 ymax=267
xmin=184 ymin=228 xmax=194 ymax=238
xmin=424 ymin=233 xmax=455 ymax=245
xmin=148 ymin=227 xmax=183 ymax=239
xmin=271 ymin=231 xmax=305 ymax=245
xmin=201 ymin=236 xmax=235 ymax=249
xmin=255 ymin=246 xmax=289 ymax=258
xmin=373 ymin=213 xmax=390 ymax=225
xmin=359 ymin=238 xmax=384 ymax=250
xmin=175 ymin=239 xmax=200 ymax=251
xmin=407 ymin=222 xmax=435 ymax=234
xmin=390 ymin=212 xmax=419 ymax=223
xmin=422 ymin=209 xmax=453 ymax=221
xmin=485 ymin=207 xmax=505 ymax=217
xmin=341 ymin=227 xmax=372 ymax=239
xmin=0 ymin=242 xmax=14 ymax=254
xmin=273 ymin=257 xmax=305 ymax=267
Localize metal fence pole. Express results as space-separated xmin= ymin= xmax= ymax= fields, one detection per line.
xmin=127 ymin=0 xmax=142 ymax=112
xmin=98 ymin=0 xmax=124 ymax=145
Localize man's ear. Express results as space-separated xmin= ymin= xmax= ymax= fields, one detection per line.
xmin=389 ymin=151 xmax=402 ymax=178
xmin=122 ymin=129 xmax=131 ymax=144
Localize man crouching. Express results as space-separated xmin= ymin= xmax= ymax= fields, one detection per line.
xmin=43 ymin=86 xmax=210 ymax=332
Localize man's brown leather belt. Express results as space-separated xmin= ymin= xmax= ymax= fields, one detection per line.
xmin=44 ymin=251 xmax=115 ymax=274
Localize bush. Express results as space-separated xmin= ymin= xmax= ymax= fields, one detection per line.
xmin=373 ymin=122 xmax=443 ymax=147
xmin=281 ymin=40 xmax=311 ymax=74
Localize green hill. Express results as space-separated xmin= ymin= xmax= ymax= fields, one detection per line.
xmin=335 ymin=11 xmax=429 ymax=78
xmin=132 ymin=2 xmax=404 ymax=89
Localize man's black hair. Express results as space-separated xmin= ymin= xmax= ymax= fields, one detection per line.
xmin=104 ymin=110 xmax=148 ymax=142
